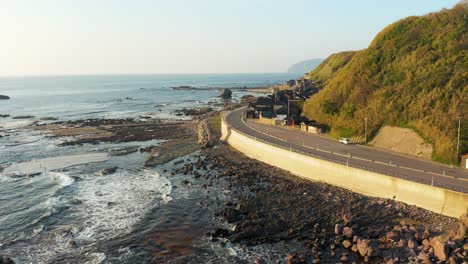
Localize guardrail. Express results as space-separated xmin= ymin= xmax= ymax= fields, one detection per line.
xmin=224 ymin=111 xmax=467 ymax=194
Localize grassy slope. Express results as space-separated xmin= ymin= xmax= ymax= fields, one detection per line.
xmin=304 ymin=51 xmax=356 ymax=83
xmin=303 ymin=4 xmax=468 ymax=164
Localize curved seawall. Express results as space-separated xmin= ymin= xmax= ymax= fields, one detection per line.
xmin=221 ymin=113 xmax=468 ymax=218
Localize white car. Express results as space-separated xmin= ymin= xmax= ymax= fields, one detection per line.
xmin=339 ymin=138 xmax=350 ymax=144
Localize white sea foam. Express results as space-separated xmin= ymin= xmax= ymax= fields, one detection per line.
xmin=74 ymin=170 xmax=171 ymax=241
xmin=3 ymin=153 xmax=109 ymax=176
xmin=0 ymin=120 xmax=35 ymax=129
xmin=88 ymin=252 xmax=107 ymax=264
xmin=48 ymin=171 xmax=75 ymax=187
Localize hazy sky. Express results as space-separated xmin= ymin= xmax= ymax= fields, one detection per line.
xmin=0 ymin=0 xmax=460 ymax=76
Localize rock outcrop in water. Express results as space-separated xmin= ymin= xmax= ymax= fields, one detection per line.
xmin=219 ymin=89 xmax=232 ymax=99
xmin=0 ymin=95 xmax=10 ymax=100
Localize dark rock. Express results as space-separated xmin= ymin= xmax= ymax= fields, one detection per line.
xmin=0 ymin=95 xmax=10 ymax=100
xmin=39 ymin=117 xmax=58 ymax=121
xmin=0 ymin=114 xmax=9 ymax=118
xmin=223 ymin=207 xmax=243 ymax=223
xmin=182 ymin=180 xmax=191 ymax=185
xmin=0 ymin=255 xmax=15 ymax=264
xmin=220 ymin=89 xmax=232 ymax=99
xmin=101 ymin=167 xmax=118 ymax=175
xmin=67 ymin=240 xmax=77 ymax=248
xmin=110 ymin=146 xmax=140 ymax=156
xmin=175 ymin=107 xmax=213 ymax=117
xmin=212 ymin=228 xmax=230 ymax=238
xmin=12 ymin=115 xmax=34 ymax=119
xmin=139 ymin=145 xmax=157 ymax=153
xmin=70 ymin=199 xmax=83 ymax=205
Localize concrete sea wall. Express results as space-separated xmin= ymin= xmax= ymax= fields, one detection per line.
xmin=221 ymin=114 xmax=468 ymax=218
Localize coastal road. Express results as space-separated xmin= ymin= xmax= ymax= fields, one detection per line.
xmin=225 ymin=108 xmax=468 ymax=194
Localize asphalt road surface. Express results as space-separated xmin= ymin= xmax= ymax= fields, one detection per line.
xmin=225 ymin=108 xmax=468 ymax=194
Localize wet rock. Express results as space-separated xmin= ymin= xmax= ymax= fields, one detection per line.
xmin=101 ymin=167 xmax=118 ymax=175
xmin=223 ymin=207 xmax=243 ymax=223
xmin=70 ymin=199 xmax=83 ymax=205
xmin=39 ymin=117 xmax=58 ymax=121
xmin=110 ymin=146 xmax=139 ymax=156
xmin=220 ymin=89 xmax=232 ymax=99
xmin=0 ymin=95 xmax=10 ymax=100
xmin=182 ymin=180 xmax=191 ymax=185
xmin=212 ymin=228 xmax=230 ymax=238
xmin=140 ymin=146 xmax=157 ymax=153
xmin=0 ymin=114 xmax=10 ymax=118
xmin=0 ymin=256 xmax=14 ymax=264
xmin=12 ymin=115 xmax=34 ymax=119
xmin=67 ymin=240 xmax=77 ymax=248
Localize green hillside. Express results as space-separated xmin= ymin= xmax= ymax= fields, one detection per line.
xmin=304 ymin=51 xmax=356 ymax=83
xmin=303 ymin=3 xmax=468 ymax=164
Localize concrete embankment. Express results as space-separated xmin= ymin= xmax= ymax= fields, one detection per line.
xmin=221 ymin=113 xmax=468 ymax=218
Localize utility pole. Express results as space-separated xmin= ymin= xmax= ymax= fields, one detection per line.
xmin=364 ymin=112 xmax=368 ymax=145
xmin=457 ymin=116 xmax=461 ymax=159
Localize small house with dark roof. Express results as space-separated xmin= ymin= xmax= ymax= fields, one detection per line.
xmin=249 ymin=96 xmax=274 ymax=119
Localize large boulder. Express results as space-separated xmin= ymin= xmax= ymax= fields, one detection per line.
xmin=220 ymin=89 xmax=232 ymax=99
xmin=0 ymin=95 xmax=10 ymax=100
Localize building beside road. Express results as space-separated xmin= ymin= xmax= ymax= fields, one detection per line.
xmin=462 ymin=154 xmax=468 ymax=169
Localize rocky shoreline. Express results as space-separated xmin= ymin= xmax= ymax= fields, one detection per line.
xmin=28 ymin=117 xmax=197 ymax=146
xmin=175 ymin=144 xmax=467 ymax=263
xmin=1 ymin=107 xmax=467 ymax=263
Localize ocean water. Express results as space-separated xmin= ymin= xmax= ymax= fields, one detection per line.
xmin=0 ymin=73 xmax=299 ymax=263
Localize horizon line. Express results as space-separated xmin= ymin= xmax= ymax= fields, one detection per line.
xmin=0 ymin=71 xmax=305 ymax=78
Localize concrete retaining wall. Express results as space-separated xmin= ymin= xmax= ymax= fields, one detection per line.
xmin=221 ymin=115 xmax=468 ymax=218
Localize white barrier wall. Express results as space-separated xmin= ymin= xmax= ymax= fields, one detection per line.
xmin=222 ymin=116 xmax=468 ymax=218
